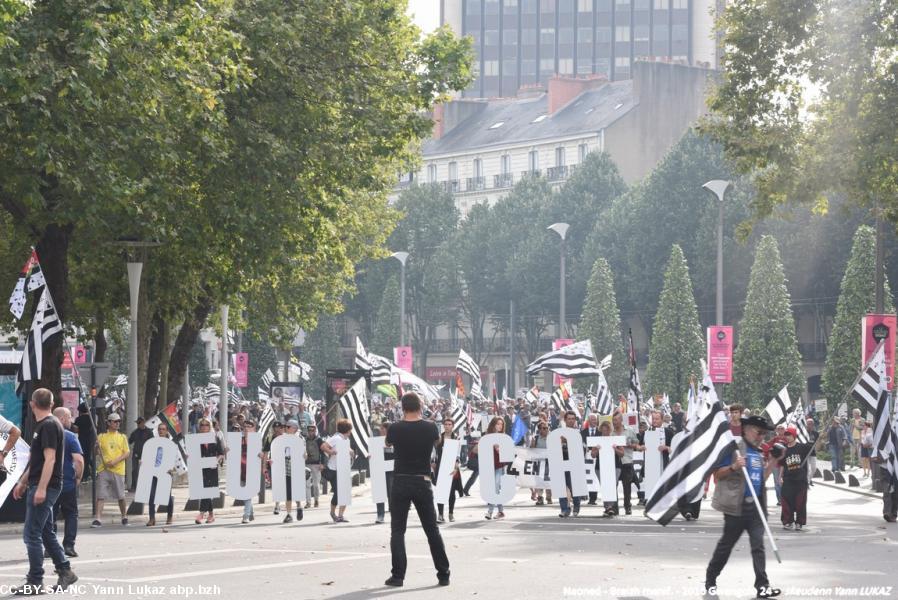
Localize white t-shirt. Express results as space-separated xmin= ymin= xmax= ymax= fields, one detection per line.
xmin=325 ymin=434 xmax=344 ymax=470
xmin=0 ymin=415 xmax=17 ymax=435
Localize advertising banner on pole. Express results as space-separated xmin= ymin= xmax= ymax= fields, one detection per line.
xmin=394 ymin=346 xmax=413 ymax=372
xmin=707 ymin=326 xmax=733 ymax=384
xmin=862 ymin=314 xmax=897 ymax=391
xmin=234 ymin=352 xmax=249 ymax=388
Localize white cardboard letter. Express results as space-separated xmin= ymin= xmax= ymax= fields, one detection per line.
xmin=478 ymin=433 xmax=516 ymax=505
xmin=186 ymin=432 xmax=220 ymax=500
xmin=547 ymin=427 xmax=588 ymax=498
xmin=334 ymin=436 xmax=352 ymax=506
xmin=270 ymin=434 xmax=306 ymax=503
xmin=225 ymin=432 xmax=262 ymax=501
xmin=134 ymin=437 xmax=178 ymax=504
xmin=369 ymin=437 xmax=394 ymax=505
xmin=642 ymin=430 xmax=664 ymax=495
xmin=434 ymin=439 xmax=462 ymax=504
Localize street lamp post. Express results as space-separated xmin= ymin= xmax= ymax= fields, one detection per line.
xmin=547 ymin=223 xmax=570 ymax=338
xmin=220 ymin=304 xmax=229 ymax=436
xmin=702 ymin=180 xmax=731 ymax=326
xmin=391 ymin=252 xmax=409 ymax=347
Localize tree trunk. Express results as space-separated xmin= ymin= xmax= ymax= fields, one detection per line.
xmin=157 ymin=324 xmax=171 ymax=413
xmin=144 ymin=311 xmax=165 ymax=418
xmin=93 ymin=318 xmax=107 ymax=363
xmin=35 ymin=222 xmax=73 ymax=401
xmin=165 ymin=296 xmax=213 ymax=406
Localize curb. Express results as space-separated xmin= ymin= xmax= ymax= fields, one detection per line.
xmin=812 ymin=479 xmax=880 ymax=499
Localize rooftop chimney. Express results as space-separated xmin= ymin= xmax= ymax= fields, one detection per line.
xmin=548 ymin=74 xmax=607 ymax=115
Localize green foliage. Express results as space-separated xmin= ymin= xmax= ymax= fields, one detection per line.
xmin=372 ymin=276 xmax=401 ymax=358
xmin=302 ymin=314 xmax=343 ymax=399
xmin=732 ymin=236 xmax=805 ymax=408
xmin=241 ymin=329 xmax=279 ymax=401
xmin=578 ymin=257 xmax=629 ymax=395
xmin=188 ymin=339 xmax=211 ymax=390
xmin=821 ymin=226 xmax=894 ymax=408
xmin=705 ymin=0 xmax=898 ymax=224
xmin=644 ymin=246 xmax=704 ymax=400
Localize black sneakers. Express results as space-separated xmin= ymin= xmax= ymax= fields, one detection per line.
xmin=53 ymin=569 xmax=78 ymax=593
xmin=384 ymin=577 xmax=403 ymax=587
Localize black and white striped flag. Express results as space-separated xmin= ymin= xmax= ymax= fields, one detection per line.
xmin=457 ymin=349 xmax=485 ymax=400
xmin=627 ymin=330 xmax=643 ymax=414
xmin=786 ymin=400 xmax=810 ymax=444
xmin=763 ymin=385 xmax=793 ymax=427
xmin=8 ymin=249 xmax=46 ymax=320
xmin=354 ymin=338 xmax=392 ymax=385
xmin=851 ymin=344 xmax=898 ymax=486
xmin=16 ymin=287 xmax=63 ymax=393
xmin=596 ymin=370 xmax=614 ymax=416
xmin=550 ymin=381 xmax=576 ymax=416
xmin=526 ymin=340 xmax=600 ymax=377
xmin=645 ymin=374 xmax=737 ymax=525
xmin=354 ymin=337 xmax=372 ymax=372
xmin=450 ymin=396 xmax=467 ymax=435
xmin=258 ymin=369 xmax=275 ymax=403
xmin=258 ymin=404 xmax=276 ymax=439
xmin=339 ymin=377 xmax=372 ymax=458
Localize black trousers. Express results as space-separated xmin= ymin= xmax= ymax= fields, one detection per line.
xmin=615 ymin=464 xmax=634 ymax=511
xmin=52 ymin=488 xmax=78 ymax=548
xmin=437 ymin=476 xmax=464 ymax=516
xmin=884 ymin=485 xmax=898 ymax=518
xmin=389 ymin=475 xmax=450 ymax=581
xmin=462 ymin=469 xmax=478 ymax=494
xmin=323 ymin=468 xmax=340 ymax=507
xmin=148 ymin=478 xmax=174 ymax=519
xmin=781 ymin=480 xmax=808 ymax=526
xmin=706 ymin=504 xmax=769 ymax=589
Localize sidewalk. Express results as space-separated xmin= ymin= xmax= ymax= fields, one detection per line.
xmin=0 ymin=478 xmax=371 ymax=536
xmin=811 ymin=458 xmax=881 ymax=498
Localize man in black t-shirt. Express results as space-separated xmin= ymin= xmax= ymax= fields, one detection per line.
xmin=384 ymin=392 xmax=450 ymax=588
xmin=72 ymin=404 xmax=95 ymax=481
xmin=779 ymin=427 xmax=811 ymax=530
xmin=12 ymin=388 xmax=78 ymax=595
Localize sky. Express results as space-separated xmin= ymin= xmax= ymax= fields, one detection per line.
xmin=407 ymin=0 xmax=440 ymax=34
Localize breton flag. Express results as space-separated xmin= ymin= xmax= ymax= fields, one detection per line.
xmin=645 ymin=375 xmax=737 ymax=525
xmin=450 ymin=396 xmax=467 ymax=435
xmin=258 ymin=404 xmax=276 ymax=439
xmin=786 ymin=400 xmax=810 ymax=444
xmin=16 ymin=287 xmax=63 ymax=393
xmin=851 ymin=343 xmax=898 ymax=486
xmin=457 ymin=349 xmax=486 ymax=400
xmin=354 ymin=337 xmax=372 ymax=371
xmin=550 ymin=381 xmax=575 ymax=415
xmin=8 ymin=248 xmax=46 ymax=320
xmin=258 ymin=369 xmax=276 ymax=404
xmin=595 ymin=370 xmax=614 ymax=416
xmin=526 ymin=340 xmax=600 ymax=377
xmin=339 ymin=377 xmax=372 ymax=458
xmin=524 ymin=385 xmax=540 ymax=406
xmin=354 ymin=338 xmax=393 ymax=385
xmin=627 ymin=330 xmax=643 ymax=414
xmin=763 ymin=386 xmax=793 ymax=427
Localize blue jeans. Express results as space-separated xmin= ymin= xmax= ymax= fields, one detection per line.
xmin=24 ymin=486 xmax=69 ymax=583
xmin=830 ymin=444 xmax=844 ymax=471
xmin=486 ymin=468 xmax=504 ymax=513
xmin=52 ymin=488 xmax=78 ymax=548
xmin=243 ymin=498 xmax=254 ymax=519
xmin=558 ymin=472 xmax=581 ymax=515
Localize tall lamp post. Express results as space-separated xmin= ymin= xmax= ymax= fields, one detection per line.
xmin=111 ymin=240 xmax=159 ymax=436
xmin=391 ymin=252 xmax=409 ymax=347
xmin=702 ymin=180 xmax=731 ymax=326
xmin=220 ymin=305 xmax=230 ymax=436
xmin=547 ymin=223 xmax=570 ymax=338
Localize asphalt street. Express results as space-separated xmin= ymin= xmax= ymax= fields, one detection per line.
xmin=0 ymin=477 xmax=894 ymax=600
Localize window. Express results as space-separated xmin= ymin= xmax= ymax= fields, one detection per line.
xmin=635 ymin=25 xmax=650 ymax=42
xmin=615 ymin=56 xmax=630 ymax=67
xmin=654 ymin=0 xmax=668 ymax=7
xmin=484 ymin=60 xmax=500 ymax=75
xmin=540 ymin=0 xmax=555 ymax=12
xmin=504 ymin=29 xmax=518 ymax=44
xmin=615 ymin=26 xmax=630 ymax=42
xmin=485 ymin=30 xmax=500 ymax=45
xmin=522 ymin=28 xmax=537 ymax=44
xmin=522 ymin=59 xmax=537 ymax=75
xmin=672 ymin=0 xmax=687 ymax=7
xmin=540 ymin=58 xmax=555 ymax=71
xmin=559 ymin=58 xmax=574 ymax=74
xmin=672 ymin=24 xmax=688 ymax=42
xmin=615 ymin=0 xmax=630 ymax=5
xmin=555 ymin=146 xmax=566 ymax=167
xmin=467 ymin=0 xmax=482 ymax=14
xmin=578 ymin=0 xmax=593 ymax=10
xmin=596 ymin=27 xmax=612 ymax=42
xmin=449 ymin=162 xmax=458 ymax=181
xmin=578 ymin=27 xmax=594 ymax=43
xmin=504 ymin=0 xmax=519 ymax=6
xmin=559 ymin=28 xmax=574 ymax=44
xmin=473 ymin=158 xmax=483 ymax=178
xmin=501 ymin=154 xmax=512 ymax=174
xmin=503 ymin=59 xmax=518 ymax=73
xmin=485 ymin=0 xmax=500 ymax=14
xmin=428 ymin=164 xmax=437 ymax=183
xmin=522 ymin=0 xmax=538 ymax=12
xmin=528 ymin=150 xmax=539 ymax=171
xmin=540 ymin=28 xmax=555 ymax=45
xmin=653 ymin=24 xmax=669 ymax=41
xmin=578 ymin=143 xmax=589 ymax=161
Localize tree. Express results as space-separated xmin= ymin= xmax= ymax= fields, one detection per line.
xmin=389 ymin=184 xmax=459 ymax=373
xmin=644 ymin=246 xmax=704 ymax=400
xmin=733 ymin=236 xmax=805 ymax=408
xmin=821 ymin=226 xmax=894 ymax=409
xmin=372 ymin=276 xmax=402 ymax=358
xmin=302 ymin=314 xmax=343 ymax=400
xmin=578 ymin=257 xmax=629 ymax=395
xmin=705 ymin=0 xmax=898 ymax=225
xmin=241 ymin=329 xmax=279 ymax=401
xmin=188 ymin=339 xmax=211 ymax=390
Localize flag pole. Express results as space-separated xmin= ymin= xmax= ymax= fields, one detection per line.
xmin=735 ymin=450 xmax=782 ymax=564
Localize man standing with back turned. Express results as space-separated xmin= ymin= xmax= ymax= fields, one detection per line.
xmin=384 ymin=392 xmax=450 ymax=587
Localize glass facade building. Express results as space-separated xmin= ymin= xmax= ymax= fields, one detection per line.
xmin=457 ymin=0 xmax=693 ymax=98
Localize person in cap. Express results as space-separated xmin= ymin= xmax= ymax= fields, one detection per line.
xmin=705 ymin=415 xmax=781 ymax=598
xmin=92 ymin=412 xmax=130 ymax=528
xmin=128 ymin=416 xmax=154 ymax=492
xmin=280 ymin=420 xmax=303 ymax=524
xmin=264 ymin=422 xmax=285 ymax=515
xmin=777 ymin=426 xmax=812 ymax=531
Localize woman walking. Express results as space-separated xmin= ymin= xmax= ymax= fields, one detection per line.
xmin=194 ymin=419 xmax=224 ymax=524
xmin=146 ymin=422 xmax=176 ymax=526
xmin=484 ymin=417 xmax=511 ymax=520
xmin=321 ymin=419 xmax=355 ymax=523
xmin=436 ymin=419 xmax=464 ymax=523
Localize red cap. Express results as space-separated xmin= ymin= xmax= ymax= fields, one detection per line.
xmin=784 ymin=427 xmax=798 ymax=437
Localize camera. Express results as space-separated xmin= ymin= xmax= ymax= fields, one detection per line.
xmin=769 ymin=443 xmax=786 ymax=459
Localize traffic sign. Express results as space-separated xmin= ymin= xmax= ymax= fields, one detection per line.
xmin=77 ymin=362 xmax=114 ymax=389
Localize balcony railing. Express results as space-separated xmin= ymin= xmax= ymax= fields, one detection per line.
xmin=521 ymin=169 xmax=541 ymax=180
xmin=546 ymin=165 xmax=569 ymax=181
xmin=466 ymin=176 xmax=486 ymax=191
xmin=440 ymin=180 xmax=460 ymax=193
xmin=494 ymin=173 xmax=514 ymax=188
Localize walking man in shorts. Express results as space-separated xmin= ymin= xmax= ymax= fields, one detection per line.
xmin=92 ymin=412 xmax=130 ymax=527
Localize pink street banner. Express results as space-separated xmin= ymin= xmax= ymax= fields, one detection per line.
xmin=394 ymin=346 xmax=413 ymax=372
xmin=862 ymin=314 xmax=897 ymax=391
xmin=234 ymin=352 xmax=249 ymax=388
xmin=707 ymin=326 xmax=733 ymax=384
xmin=72 ymin=345 xmax=87 ymax=364
xmin=553 ymin=339 xmax=574 ymax=386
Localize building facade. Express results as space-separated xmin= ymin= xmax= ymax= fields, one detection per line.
xmin=441 ymin=0 xmax=718 ymax=99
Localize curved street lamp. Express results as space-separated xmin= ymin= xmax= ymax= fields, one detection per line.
xmin=391 ymin=252 xmax=409 ymax=347
xmin=547 ymin=223 xmax=570 ymax=338
xmin=702 ymin=180 xmax=731 ymax=326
